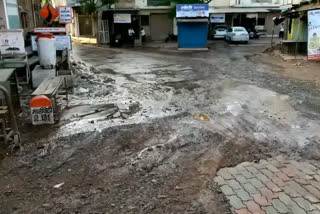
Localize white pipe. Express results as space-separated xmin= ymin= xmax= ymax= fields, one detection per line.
xmin=3 ymin=0 xmax=9 ymax=29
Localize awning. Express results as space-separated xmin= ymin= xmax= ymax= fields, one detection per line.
xmin=210 ymin=7 xmax=271 ymax=14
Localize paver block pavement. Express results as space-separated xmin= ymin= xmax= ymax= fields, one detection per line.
xmin=264 ymin=206 xmax=279 ymax=214
xmin=235 ymin=208 xmax=252 ymax=214
xmin=245 ymin=200 xmax=265 ymax=214
xmin=221 ymin=185 xmax=235 ymax=196
xmin=271 ymin=199 xmax=289 ymax=213
xmin=215 ymin=157 xmax=320 ymax=214
xmin=236 ymin=189 xmax=251 ymax=201
xmin=253 ymin=194 xmax=271 ymax=206
xmin=227 ymin=195 xmax=246 ymax=210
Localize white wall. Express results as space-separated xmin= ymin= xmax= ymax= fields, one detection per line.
xmin=209 ymin=0 xmax=230 ymax=7
xmin=231 ymin=0 xmax=281 ymax=7
xmin=136 ymin=0 xmax=147 ymax=8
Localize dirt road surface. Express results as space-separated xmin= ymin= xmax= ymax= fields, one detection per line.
xmin=1 ymin=39 xmax=320 ymax=214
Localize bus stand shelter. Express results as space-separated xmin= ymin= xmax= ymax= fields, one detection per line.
xmin=176 ymin=4 xmax=209 ymax=50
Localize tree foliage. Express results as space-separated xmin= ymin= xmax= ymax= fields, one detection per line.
xmin=80 ymin=0 xmax=116 ymax=14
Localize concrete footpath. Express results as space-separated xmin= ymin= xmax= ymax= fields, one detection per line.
xmin=215 ymin=156 xmax=320 ymax=214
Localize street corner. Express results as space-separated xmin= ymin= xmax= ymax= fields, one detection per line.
xmin=215 ymin=156 xmax=320 ymax=214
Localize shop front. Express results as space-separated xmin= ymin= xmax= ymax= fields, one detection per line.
xmin=176 ymin=4 xmax=209 ymax=50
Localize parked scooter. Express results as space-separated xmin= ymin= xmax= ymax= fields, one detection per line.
xmin=248 ymin=28 xmax=260 ymax=40
xmin=165 ymin=33 xmax=177 ymax=43
xmin=111 ymin=33 xmax=123 ymax=47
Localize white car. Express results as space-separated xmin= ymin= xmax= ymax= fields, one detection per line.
xmin=225 ymin=27 xmax=249 ymax=43
xmin=213 ymin=25 xmax=227 ymax=39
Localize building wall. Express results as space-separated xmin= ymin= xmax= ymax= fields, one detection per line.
xmin=0 ymin=0 xmax=8 ymax=29
xmin=209 ymin=0 xmax=230 ymax=7
xmin=231 ymin=0 xmax=282 ymax=7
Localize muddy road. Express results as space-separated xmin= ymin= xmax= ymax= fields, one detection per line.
xmin=1 ymin=40 xmax=320 ymax=213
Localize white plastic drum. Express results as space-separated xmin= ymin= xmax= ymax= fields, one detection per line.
xmin=36 ymin=34 xmax=56 ymax=69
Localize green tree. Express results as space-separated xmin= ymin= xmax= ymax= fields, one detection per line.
xmin=80 ymin=0 xmax=116 ymax=14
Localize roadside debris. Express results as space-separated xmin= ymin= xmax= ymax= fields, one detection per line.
xmin=53 ymin=182 xmax=64 ymax=189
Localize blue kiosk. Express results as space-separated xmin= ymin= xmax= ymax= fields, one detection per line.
xmin=176 ymin=4 xmax=209 ymax=50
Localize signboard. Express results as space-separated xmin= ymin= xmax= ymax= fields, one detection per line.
xmin=59 ymin=6 xmax=72 ymax=24
xmin=30 ymin=96 xmax=54 ymax=125
xmin=114 ymin=14 xmax=131 ymax=23
xmin=0 ymin=30 xmax=25 ymax=54
xmin=210 ymin=14 xmax=225 ymax=23
xmin=39 ymin=3 xmax=58 ymax=24
xmin=308 ymin=10 xmax=320 ymax=60
xmin=34 ymin=27 xmax=66 ymax=33
xmin=176 ymin=4 xmax=209 ymax=18
xmin=31 ymin=35 xmax=72 ymax=51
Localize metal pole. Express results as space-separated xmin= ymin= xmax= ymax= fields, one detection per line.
xmin=271 ymin=23 xmax=275 ymax=47
xmin=0 ymin=85 xmax=20 ymax=137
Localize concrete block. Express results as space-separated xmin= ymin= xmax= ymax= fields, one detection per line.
xmin=32 ymin=65 xmax=55 ymax=88
xmin=57 ymin=70 xmax=74 ymax=89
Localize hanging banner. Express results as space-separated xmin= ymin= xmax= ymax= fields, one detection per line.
xmin=59 ymin=6 xmax=72 ymax=24
xmin=114 ymin=14 xmax=131 ymax=23
xmin=210 ymin=14 xmax=225 ymax=23
xmin=176 ymin=4 xmax=209 ymax=18
xmin=308 ymin=10 xmax=320 ymax=60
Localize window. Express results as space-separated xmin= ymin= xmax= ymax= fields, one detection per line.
xmin=234 ymin=28 xmax=245 ymax=32
xmin=141 ymin=15 xmax=149 ymax=26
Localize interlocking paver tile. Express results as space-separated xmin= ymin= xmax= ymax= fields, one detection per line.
xmin=235 ymin=189 xmax=251 ymax=201
xmin=283 ymin=185 xmax=301 ymax=198
xmin=264 ymin=206 xmax=279 ymax=214
xmin=260 ymin=187 xmax=277 ymax=200
xmin=249 ymin=178 xmax=265 ymax=188
xmin=221 ymin=185 xmax=235 ymax=196
xmin=286 ymin=181 xmax=308 ymax=196
xmin=305 ymin=194 xmax=320 ymax=204
xmin=216 ymin=159 xmax=320 ymax=214
xmin=245 ymin=200 xmax=265 ymax=214
xmin=310 ymin=180 xmax=320 ymax=191
xmin=281 ymin=167 xmax=298 ymax=178
xmin=235 ymin=208 xmax=252 ymax=214
xmin=313 ymin=203 xmax=320 ymax=210
xmin=265 ymin=181 xmax=282 ymax=193
xmin=218 ymin=169 xmax=233 ymax=180
xmin=228 ymin=179 xmax=242 ymax=190
xmin=275 ymin=171 xmax=290 ymax=182
xmin=278 ymin=192 xmax=295 ymax=206
xmin=236 ymin=175 xmax=248 ymax=184
xmin=229 ymin=167 xmax=240 ymax=176
xmin=228 ymin=195 xmax=246 ymax=210
xmin=271 ymin=177 xmax=286 ymax=187
xmin=294 ymin=178 xmax=309 ymax=185
xmin=241 ymin=169 xmax=255 ymax=179
xmin=266 ymin=165 xmax=280 ymax=173
xmin=293 ymin=197 xmax=315 ymax=211
xmin=305 ymin=185 xmax=320 ymax=199
xmin=247 ymin=166 xmax=260 ymax=174
xmin=271 ymin=199 xmax=289 ymax=213
xmin=243 ymin=183 xmax=258 ymax=195
xmin=290 ymin=204 xmax=307 ymax=214
xmin=214 ymin=176 xmax=226 ymax=185
xmin=253 ymin=194 xmax=270 ymax=206
xmin=261 ymin=169 xmax=275 ymax=179
xmin=314 ymin=175 xmax=320 ymax=182
xmin=256 ymin=173 xmax=270 ymax=183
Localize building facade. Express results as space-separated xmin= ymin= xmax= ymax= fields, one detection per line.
xmin=209 ymin=0 xmax=283 ymax=35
